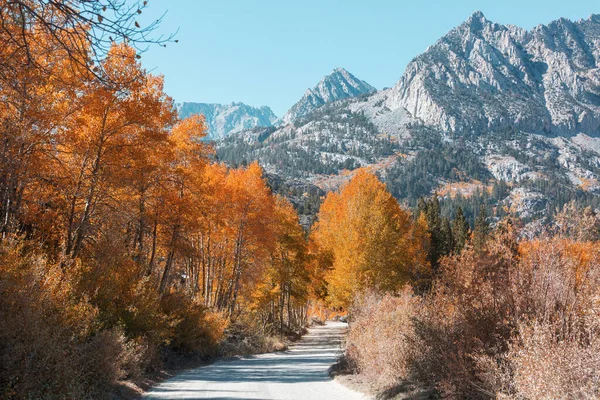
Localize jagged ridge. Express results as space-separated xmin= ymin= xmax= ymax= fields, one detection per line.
xmin=177 ymin=102 xmax=278 ymax=140
xmin=387 ymin=11 xmax=600 ymax=135
xmin=282 ymin=68 xmax=376 ymax=124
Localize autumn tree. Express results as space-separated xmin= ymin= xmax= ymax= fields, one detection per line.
xmin=313 ymin=169 xmax=429 ymax=309
xmin=252 ymin=197 xmax=310 ymax=332
xmin=219 ymin=163 xmax=278 ymax=315
xmin=45 ymin=44 xmax=177 ymax=263
xmin=0 ymin=1 xmax=175 ymax=242
xmin=176 ymin=162 xmax=279 ymax=318
xmin=0 ymin=15 xmax=86 ymax=238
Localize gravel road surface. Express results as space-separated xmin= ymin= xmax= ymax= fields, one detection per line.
xmin=143 ymin=321 xmax=366 ymax=400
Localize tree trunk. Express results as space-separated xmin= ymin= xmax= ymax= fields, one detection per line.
xmin=159 ymin=226 xmax=178 ymax=293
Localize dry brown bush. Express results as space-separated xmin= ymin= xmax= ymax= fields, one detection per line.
xmin=346 ymin=222 xmax=600 ymax=399
xmin=477 ymin=321 xmax=600 ymax=400
xmin=345 ymin=288 xmax=419 ymax=389
xmin=0 ymin=238 xmax=232 ymax=398
xmin=508 ymin=322 xmax=600 ymax=399
xmin=219 ymin=319 xmax=288 ymax=357
xmin=413 ymin=226 xmax=600 ymax=398
xmin=0 ymin=240 xmax=131 ymax=398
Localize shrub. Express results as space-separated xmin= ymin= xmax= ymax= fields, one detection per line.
xmin=0 ymin=240 xmax=129 ymax=399
xmin=73 ymin=244 xmax=171 ymax=347
xmin=345 ymin=223 xmax=600 ymax=399
xmin=0 ymin=238 xmax=234 ymax=398
xmin=346 ymin=288 xmax=418 ymax=389
xmin=477 ymin=320 xmax=600 ymax=399
xmin=413 ymin=228 xmax=600 ymax=398
xmin=219 ymin=319 xmax=288 ymax=357
xmin=506 ymin=321 xmax=600 ymax=399
xmin=160 ymin=292 xmax=228 ymax=356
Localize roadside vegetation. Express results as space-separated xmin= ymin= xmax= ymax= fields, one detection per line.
xmin=0 ymin=2 xmax=314 ymax=398
xmin=342 ymin=202 xmax=600 ymax=399
xmin=2 ymin=2 xmax=598 ymax=400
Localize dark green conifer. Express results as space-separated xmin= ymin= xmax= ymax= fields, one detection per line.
xmin=452 ymin=206 xmax=470 ymax=253
xmin=473 ymin=205 xmax=490 ymax=250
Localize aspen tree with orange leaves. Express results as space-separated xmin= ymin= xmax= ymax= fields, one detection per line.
xmin=51 ymin=44 xmax=178 ymax=262
xmin=252 ymin=197 xmax=311 ymax=332
xmin=0 ymin=4 xmax=317 ymax=396
xmin=312 ymin=169 xmax=429 ymax=308
xmin=0 ymin=17 xmax=85 ymax=238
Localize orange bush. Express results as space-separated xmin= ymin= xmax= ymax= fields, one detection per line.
xmin=160 ymin=293 xmax=228 ymax=355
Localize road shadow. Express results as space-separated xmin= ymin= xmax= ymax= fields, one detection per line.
xmin=143 ymin=322 xmax=350 ymax=399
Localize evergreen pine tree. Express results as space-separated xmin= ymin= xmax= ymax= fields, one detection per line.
xmin=440 ymin=217 xmax=455 ymax=256
xmin=473 ymin=205 xmax=490 ymax=250
xmin=417 ymin=197 xmax=428 ymax=218
xmin=452 ymin=206 xmax=470 ymax=253
xmin=425 ymin=195 xmax=443 ymax=268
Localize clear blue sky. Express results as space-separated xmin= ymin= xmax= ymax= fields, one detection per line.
xmin=138 ymin=0 xmax=599 ymax=116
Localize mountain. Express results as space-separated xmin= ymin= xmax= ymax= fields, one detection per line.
xmin=217 ymin=91 xmax=418 ymax=226
xmin=217 ymin=12 xmax=600 ymax=227
xmin=176 ymin=102 xmax=278 ymax=140
xmin=282 ymin=68 xmax=376 ymax=124
xmin=386 ymin=11 xmax=600 ymax=135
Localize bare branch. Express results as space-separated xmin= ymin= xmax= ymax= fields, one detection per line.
xmin=0 ymin=0 xmax=176 ymax=84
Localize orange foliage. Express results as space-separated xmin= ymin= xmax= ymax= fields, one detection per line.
xmin=0 ymin=16 xmax=315 ymax=396
xmin=312 ymin=169 xmax=429 ymax=308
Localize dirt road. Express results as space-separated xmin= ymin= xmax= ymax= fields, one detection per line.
xmin=143 ymin=321 xmax=366 ymax=399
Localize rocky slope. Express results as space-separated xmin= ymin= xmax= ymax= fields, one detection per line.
xmin=218 ymin=90 xmax=413 ymax=180
xmin=282 ymin=68 xmax=376 ymax=124
xmin=217 ymin=12 xmax=600 ymax=225
xmin=386 ymin=12 xmax=600 ymax=135
xmin=176 ymin=102 xmax=278 ymax=140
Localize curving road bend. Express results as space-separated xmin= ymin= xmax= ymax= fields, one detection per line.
xmin=143 ymin=321 xmax=366 ymax=400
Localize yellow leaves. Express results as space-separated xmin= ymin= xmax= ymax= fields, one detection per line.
xmin=171 ymin=114 xmax=211 ymax=163
xmin=312 ymin=169 xmax=429 ymax=309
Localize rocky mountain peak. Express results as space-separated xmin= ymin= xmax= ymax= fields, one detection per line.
xmin=177 ymin=102 xmax=278 ymax=140
xmin=386 ymin=12 xmax=600 ymax=135
xmin=282 ymin=68 xmax=376 ymax=124
xmin=465 ymin=10 xmax=489 ymax=30
xmin=589 ymin=14 xmax=600 ymax=23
